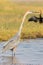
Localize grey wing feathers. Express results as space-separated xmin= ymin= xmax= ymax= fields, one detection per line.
xmin=2 ymin=33 xmax=20 ymax=52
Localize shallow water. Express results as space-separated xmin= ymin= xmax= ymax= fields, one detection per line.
xmin=0 ymin=39 xmax=43 ymax=65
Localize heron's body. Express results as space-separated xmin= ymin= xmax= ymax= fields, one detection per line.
xmin=3 ymin=33 xmax=20 ymax=53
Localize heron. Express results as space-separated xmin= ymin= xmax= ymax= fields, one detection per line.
xmin=2 ymin=11 xmax=39 ymax=57
xmin=2 ymin=11 xmax=40 ymax=65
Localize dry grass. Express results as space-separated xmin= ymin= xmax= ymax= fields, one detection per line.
xmin=0 ymin=1 xmax=43 ymax=41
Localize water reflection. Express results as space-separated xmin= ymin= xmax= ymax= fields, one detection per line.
xmin=1 ymin=56 xmax=28 ymax=65
xmin=0 ymin=56 xmax=18 ymax=65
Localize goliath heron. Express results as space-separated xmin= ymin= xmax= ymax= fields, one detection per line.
xmin=2 ymin=11 xmax=40 ymax=64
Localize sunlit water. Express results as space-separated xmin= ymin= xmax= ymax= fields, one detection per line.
xmin=0 ymin=39 xmax=43 ymax=65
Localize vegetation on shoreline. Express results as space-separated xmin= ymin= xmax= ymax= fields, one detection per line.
xmin=0 ymin=1 xmax=43 ymax=41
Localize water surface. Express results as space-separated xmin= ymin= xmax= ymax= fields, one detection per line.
xmin=0 ymin=39 xmax=43 ymax=65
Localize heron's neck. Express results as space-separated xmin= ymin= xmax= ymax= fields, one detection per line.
xmin=18 ymin=11 xmax=31 ymax=37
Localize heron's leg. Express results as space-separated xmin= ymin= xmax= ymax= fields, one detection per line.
xmin=11 ymin=49 xmax=14 ymax=65
xmin=12 ymin=49 xmax=15 ymax=56
xmin=2 ymin=52 xmax=4 ymax=60
xmin=2 ymin=51 xmax=5 ymax=61
xmin=13 ymin=48 xmax=17 ymax=56
xmin=14 ymin=52 xmax=15 ymax=56
xmin=2 ymin=51 xmax=6 ymax=65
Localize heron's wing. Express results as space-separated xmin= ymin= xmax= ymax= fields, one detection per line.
xmin=2 ymin=33 xmax=20 ymax=52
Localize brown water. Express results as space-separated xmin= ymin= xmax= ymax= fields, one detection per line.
xmin=0 ymin=39 xmax=43 ymax=65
